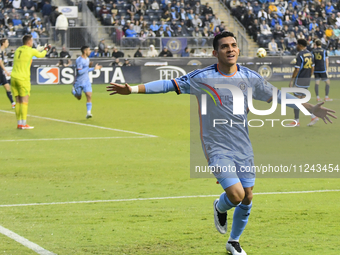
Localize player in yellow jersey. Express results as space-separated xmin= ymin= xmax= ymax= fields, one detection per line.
xmin=11 ymin=34 xmax=51 ymax=129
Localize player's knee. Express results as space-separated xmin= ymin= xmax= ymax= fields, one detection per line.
xmin=227 ymin=189 xmax=245 ymax=204
xmin=243 ymin=192 xmax=253 ymax=204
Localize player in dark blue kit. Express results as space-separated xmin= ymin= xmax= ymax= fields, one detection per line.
xmin=287 ymin=39 xmax=319 ymax=127
xmin=312 ymin=39 xmax=332 ymax=102
xmin=0 ymin=38 xmax=15 ymax=108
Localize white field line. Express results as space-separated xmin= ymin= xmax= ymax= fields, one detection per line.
xmin=0 ymin=110 xmax=157 ymax=138
xmin=0 ymin=136 xmax=149 ymax=142
xmin=0 ymin=225 xmax=56 ymax=255
xmin=0 ymin=189 xmax=339 ymax=208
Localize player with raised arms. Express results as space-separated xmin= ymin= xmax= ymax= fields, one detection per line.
xmin=312 ymin=39 xmax=332 ymax=102
xmin=107 ymin=31 xmax=336 ymax=255
xmin=11 ymin=35 xmax=50 ymax=129
xmin=0 ymin=38 xmax=15 ymax=108
xmin=72 ymin=45 xmax=102 ymax=119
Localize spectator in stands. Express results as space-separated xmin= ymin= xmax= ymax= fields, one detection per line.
xmin=295 ymin=14 xmax=306 ymax=27
xmin=147 ymin=44 xmax=158 ymax=57
xmin=268 ymin=2 xmax=278 ymax=15
xmin=123 ymin=59 xmax=131 ymax=66
xmin=161 ymin=10 xmax=171 ymax=22
xmin=273 ymin=24 xmax=284 ymax=40
xmin=260 ymin=20 xmax=272 ymax=35
xmin=320 ymin=12 xmax=328 ymax=25
xmin=42 ymin=0 xmax=52 ymax=30
xmin=170 ymin=20 xmax=177 ymax=32
xmin=297 ymin=31 xmax=305 ymax=39
xmin=213 ymin=26 xmax=220 ymax=36
xmin=139 ymin=1 xmax=147 ymax=16
xmin=35 ymin=19 xmax=46 ymax=36
xmin=127 ymin=0 xmax=138 ymax=18
xmin=291 ymin=10 xmax=298 ymax=22
xmin=333 ymin=24 xmax=340 ymax=39
xmin=287 ymin=31 xmax=297 ymax=50
xmin=159 ymin=46 xmax=173 ymax=57
xmin=192 ymin=26 xmax=206 ymax=46
xmin=309 ymin=19 xmax=318 ymax=31
xmin=59 ymin=46 xmax=70 ymax=58
xmin=181 ymin=47 xmax=190 ymax=57
xmin=271 ymin=14 xmax=283 ymax=28
xmin=112 ymin=47 xmax=124 ymax=58
xmin=3 ymin=13 xmax=12 ymax=28
xmin=277 ymin=3 xmax=285 ymax=18
xmin=325 ymin=2 xmax=334 ymax=15
xmin=21 ymin=0 xmax=35 ymax=10
xmin=174 ymin=25 xmax=184 ymax=36
xmin=56 ymin=59 xmax=72 ymax=67
xmin=321 ymin=34 xmax=330 ymax=49
xmin=111 ymin=58 xmax=123 ymax=66
xmin=193 ymin=1 xmax=202 ymax=15
xmin=89 ymin=47 xmax=100 ymax=58
xmin=249 ymin=19 xmax=260 ymax=42
xmin=49 ymin=6 xmax=58 ymax=39
xmin=288 ymin=0 xmax=298 ymax=9
xmin=211 ymin=14 xmax=221 ymax=28
xmin=164 ymin=26 xmax=172 ymax=37
xmin=179 ymin=20 xmax=189 ymax=35
xmin=55 ymin=12 xmax=68 ymax=46
xmin=159 ymin=20 xmax=168 ymax=30
xmin=6 ymin=22 xmax=16 ymax=37
xmin=203 ymin=2 xmax=213 ymax=16
xmin=328 ymin=13 xmax=336 ymax=26
xmin=336 ymin=12 xmax=340 ymax=27
xmin=192 ymin=14 xmax=202 ymax=28
xmin=268 ymin=38 xmax=279 ymax=55
xmin=170 ymin=7 xmax=179 ymax=21
xmin=156 ymin=26 xmax=165 ymax=37
xmin=48 ymin=47 xmax=58 ymax=58
xmin=234 ymin=2 xmax=246 ymax=21
xmin=315 ymin=26 xmax=324 ymax=39
xmin=178 ymin=8 xmax=186 ymax=21
xmin=283 ymin=10 xmax=291 ymax=24
xmin=134 ymin=20 xmax=142 ymax=35
xmin=230 ymin=0 xmax=240 ymax=13
xmin=12 ymin=0 xmax=21 ymax=9
xmin=31 ymin=28 xmax=40 ymax=46
xmin=277 ymin=37 xmax=289 ymax=54
xmin=258 ymin=8 xmax=268 ymax=20
xmin=174 ymin=1 xmax=181 ymax=13
xmin=243 ymin=10 xmax=254 ymax=31
xmin=22 ymin=13 xmax=30 ymax=27
xmin=151 ymin=0 xmax=159 ymax=10
xmin=143 ymin=0 xmax=150 ymax=10
xmin=253 ymin=2 xmax=261 ymax=17
xmin=328 ymin=45 xmax=336 ymax=56
xmin=12 ymin=14 xmax=22 ymax=28
xmin=100 ymin=47 xmax=110 ymax=57
xmin=147 ymin=28 xmax=156 ymax=38
xmin=134 ymin=47 xmax=143 ymax=57
xmin=98 ymin=39 xmax=106 ymax=54
xmin=111 ymin=3 xmax=118 ymax=15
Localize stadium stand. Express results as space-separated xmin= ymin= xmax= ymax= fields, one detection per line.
xmin=226 ymin=0 xmax=340 ymax=56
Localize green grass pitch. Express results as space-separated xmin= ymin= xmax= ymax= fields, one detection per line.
xmin=0 ymin=82 xmax=339 ymax=254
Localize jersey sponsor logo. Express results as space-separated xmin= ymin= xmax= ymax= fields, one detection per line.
xmin=37 ymin=67 xmax=59 ymax=84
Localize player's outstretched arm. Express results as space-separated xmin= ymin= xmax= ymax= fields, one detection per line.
xmin=302 ymin=102 xmax=337 ymax=124
xmin=107 ymin=83 xmax=145 ymax=95
xmin=107 ymin=80 xmax=177 ymax=95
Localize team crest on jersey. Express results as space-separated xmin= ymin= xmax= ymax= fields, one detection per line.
xmin=238 ymin=82 xmax=247 ymax=91
xmin=37 ymin=67 xmax=59 ymax=84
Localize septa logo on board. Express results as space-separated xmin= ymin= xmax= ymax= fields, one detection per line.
xmin=37 ymin=67 xmax=59 ymax=84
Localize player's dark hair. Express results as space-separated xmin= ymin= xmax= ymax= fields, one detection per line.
xmin=315 ymin=39 xmax=322 ymax=46
xmin=213 ymin=30 xmax=237 ymax=51
xmin=22 ymin=34 xmax=32 ymax=45
xmin=297 ymin=38 xmax=307 ymax=47
xmin=81 ymin=45 xmax=90 ymax=54
xmin=0 ymin=38 xmax=7 ymax=46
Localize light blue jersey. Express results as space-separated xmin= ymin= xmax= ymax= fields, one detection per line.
xmin=74 ymin=56 xmax=95 ymax=95
xmin=172 ymin=64 xmax=276 ymax=161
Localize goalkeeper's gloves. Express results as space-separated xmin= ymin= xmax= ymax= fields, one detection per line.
xmin=44 ymin=44 xmax=52 ymax=52
xmin=36 ymin=44 xmax=45 ymax=52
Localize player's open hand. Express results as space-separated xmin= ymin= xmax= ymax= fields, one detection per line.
xmin=312 ymin=102 xmax=337 ymax=124
xmin=95 ymin=63 xmax=102 ymax=70
xmin=107 ymin=83 xmax=131 ymax=95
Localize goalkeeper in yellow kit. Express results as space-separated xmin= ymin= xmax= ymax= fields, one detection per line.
xmin=11 ymin=35 xmax=51 ymax=129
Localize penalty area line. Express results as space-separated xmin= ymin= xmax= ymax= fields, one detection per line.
xmin=0 ymin=189 xmax=339 ymax=208
xmin=0 ymin=136 xmax=150 ymax=142
xmin=0 ymin=110 xmax=157 ymax=138
xmin=0 ymin=225 xmax=56 ymax=255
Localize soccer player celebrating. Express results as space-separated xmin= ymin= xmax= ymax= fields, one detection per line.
xmin=72 ymin=46 xmax=102 ymax=119
xmin=11 ymin=35 xmax=50 ymax=129
xmin=312 ymin=39 xmax=332 ymax=102
xmin=107 ymin=31 xmax=336 ymax=255
xmin=0 ymin=38 xmax=15 ymax=108
xmin=287 ymin=39 xmax=319 ymax=127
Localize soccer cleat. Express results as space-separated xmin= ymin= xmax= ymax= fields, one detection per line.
xmin=86 ymin=113 xmax=92 ymax=119
xmin=226 ymin=241 xmax=247 ymax=255
xmin=17 ymin=124 xmax=22 ymax=129
xmin=12 ymin=102 xmax=16 ymax=109
xmin=285 ymin=121 xmax=300 ymax=127
xmin=324 ymin=97 xmax=333 ymax=102
xmin=307 ymin=117 xmax=319 ymax=126
xmin=213 ymin=199 xmax=227 ymax=234
xmin=21 ymin=124 xmax=34 ymax=129
xmin=316 ymin=97 xmax=321 ymax=102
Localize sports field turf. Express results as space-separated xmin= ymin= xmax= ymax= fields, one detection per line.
xmin=0 ymin=82 xmax=339 ymax=254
